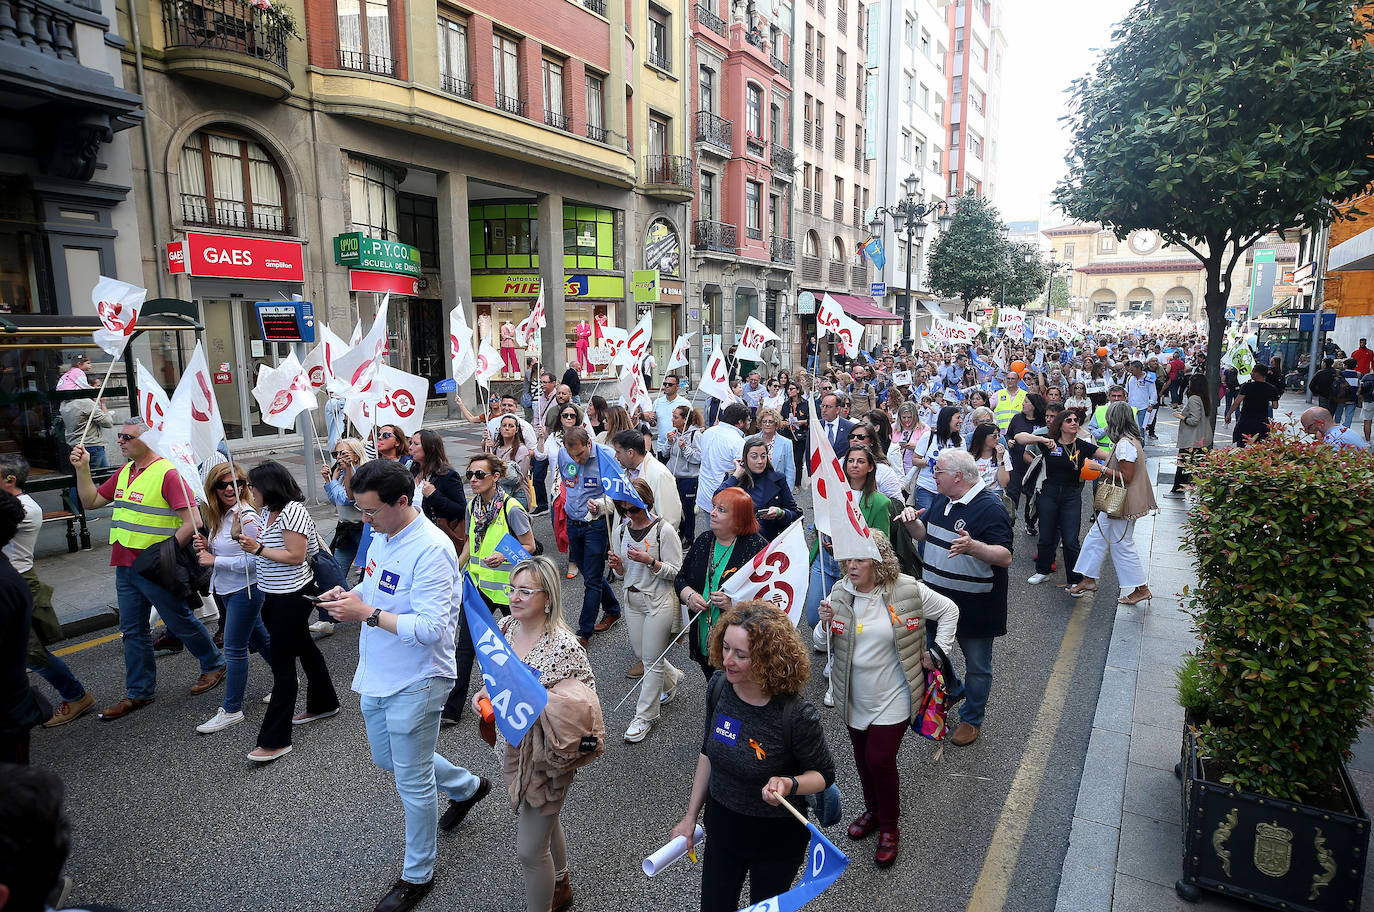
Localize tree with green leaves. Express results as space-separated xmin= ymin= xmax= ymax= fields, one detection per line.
xmin=1001 ymin=242 xmax=1050 ymax=309
xmin=927 ymin=192 xmax=1010 ymax=314
xmin=1048 ymin=274 xmax=1070 ymax=313
xmin=1055 ymin=0 xmax=1374 ymax=407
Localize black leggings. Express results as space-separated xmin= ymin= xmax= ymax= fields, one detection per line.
xmin=257 ymin=587 xmax=338 ymax=750
xmin=700 ymin=796 xmax=808 ymax=912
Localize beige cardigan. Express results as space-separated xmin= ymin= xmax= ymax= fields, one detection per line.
xmin=1175 ymin=395 xmax=1214 ymax=450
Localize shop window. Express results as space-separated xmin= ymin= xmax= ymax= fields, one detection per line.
xmin=468 ymin=203 xmax=538 ymax=269
xmin=564 ymin=205 xmax=616 ymax=270
xmin=348 ymin=156 xmax=399 ymax=238
xmin=179 ymin=128 xmax=290 ymax=233
xmin=397 ymin=194 xmax=439 ymax=269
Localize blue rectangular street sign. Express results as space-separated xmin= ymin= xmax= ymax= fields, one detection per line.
xmin=870 ymin=282 xmax=886 ymax=297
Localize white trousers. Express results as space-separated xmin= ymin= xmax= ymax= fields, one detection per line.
xmin=624 ymin=587 xmax=683 ymax=723
xmin=1073 ymin=516 xmax=1147 ymax=590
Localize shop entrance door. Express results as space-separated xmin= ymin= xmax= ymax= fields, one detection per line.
xmin=408 ymin=298 xmax=444 ymax=388
xmin=200 ymin=298 xmax=292 ymax=441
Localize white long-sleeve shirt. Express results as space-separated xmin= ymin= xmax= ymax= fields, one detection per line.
xmin=695 ymin=424 xmax=746 ymax=513
xmin=1126 ymin=373 xmax=1158 ymax=410
xmin=209 ymin=505 xmax=260 ymax=595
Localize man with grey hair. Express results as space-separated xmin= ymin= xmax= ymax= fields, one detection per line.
xmin=1299 ymin=406 xmax=1371 ymax=449
xmin=900 ymin=447 xmax=1013 ymax=747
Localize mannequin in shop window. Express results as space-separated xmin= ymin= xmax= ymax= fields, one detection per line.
xmin=575 ymin=320 xmax=593 ymax=373
xmin=500 ymin=319 xmax=519 ymax=374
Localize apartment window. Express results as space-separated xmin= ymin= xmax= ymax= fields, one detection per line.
xmin=900 ymin=130 xmax=911 ymax=162
xmin=936 ymin=43 xmax=946 ymax=73
xmin=903 ymin=72 xmax=914 ymax=104
xmin=903 ymin=15 xmax=914 ymax=45
xmin=812 ymin=167 xmax=823 ymax=205
xmin=815 ymin=34 xmax=825 ymax=84
xmin=768 ymin=193 xmax=780 ymax=234
xmin=492 ymin=33 xmax=520 ymax=111
xmin=974 ymin=38 xmax=988 ymax=70
xmin=178 ymin=128 xmax=289 ymax=232
xmin=834 ymin=114 xmax=845 ymax=152
xmin=349 ymin=156 xmax=399 ymax=239
xmin=804 ymin=24 xmax=813 ymax=76
xmin=746 ymin=180 xmax=762 ymax=238
xmin=1064 ymin=243 xmax=1075 ymax=259
xmin=934 ymin=95 xmax=944 ymax=126
xmin=912 ymin=141 xmax=923 ymax=170
xmin=952 ymin=76 xmax=963 ymax=96
xmin=919 ymin=83 xmax=929 ymax=111
xmin=971 ymin=89 xmax=985 ymax=116
xmin=969 ymin=132 xmax=982 ymax=160
xmin=1099 ymin=235 xmax=1116 ymax=253
xmin=397 ymin=193 xmax=439 ymax=268
xmin=699 ymin=66 xmax=714 ymax=112
xmin=648 ymin=115 xmax=668 ymax=159
xmin=700 ymin=170 xmax=715 ymax=219
xmin=833 ymin=175 xmax=843 ymax=207
xmin=337 ymin=0 xmax=392 ymax=73
xmin=854 ymin=124 xmax=862 ymax=162
xmin=950 ymin=125 xmax=961 ymax=149
xmin=437 ymin=15 xmax=470 ymax=96
xmin=562 ymin=206 xmax=616 ymax=270
xmin=648 ymin=4 xmax=670 ymax=70
xmin=770 ymin=103 xmax=782 ymax=145
xmin=746 ymin=84 xmax=763 ymax=137
xmin=542 ymin=58 xmax=566 ymax=128
xmin=931 ymin=145 xmax=942 ymax=174
xmin=920 ymin=30 xmax=930 ymax=58
xmin=586 ymin=73 xmax=606 ymax=140
xmin=948 ymin=171 xmax=959 ymax=196
xmin=954 ymin=27 xmax=964 ymax=54
xmin=836 ymin=49 xmax=846 ymax=97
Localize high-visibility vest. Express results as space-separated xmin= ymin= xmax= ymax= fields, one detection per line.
xmin=109 ymin=459 xmax=181 ymax=552
xmin=994 ymin=388 xmax=1026 ymax=431
xmin=1094 ymin=404 xmax=1114 ymax=446
xmin=467 ymin=497 xmax=515 ymax=606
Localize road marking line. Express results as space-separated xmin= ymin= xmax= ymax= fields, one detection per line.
xmin=966 ymin=598 xmax=1093 ymax=912
xmin=52 ymin=631 xmax=123 ymax=656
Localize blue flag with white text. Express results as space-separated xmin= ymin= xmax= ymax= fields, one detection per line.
xmin=463 ymin=573 xmax=547 ymax=746
xmin=1022 ymin=325 xmax=1034 ymax=343
xmin=739 ymin=823 xmax=849 ymax=912
xmin=495 ymin=534 xmax=532 ymax=567
xmin=596 ymin=443 xmax=649 ymax=511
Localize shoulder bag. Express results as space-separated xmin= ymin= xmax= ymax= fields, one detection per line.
xmin=1092 ymin=449 xmax=1129 ymax=520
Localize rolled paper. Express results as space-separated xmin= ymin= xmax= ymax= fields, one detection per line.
xmin=643 ymin=826 xmax=705 ymax=876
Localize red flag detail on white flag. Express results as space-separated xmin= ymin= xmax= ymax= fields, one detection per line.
xmin=303 ymin=325 xmax=350 ymax=391
xmin=736 ymin=316 xmax=779 ymax=361
xmin=666 ymin=332 xmax=694 ymax=370
xmin=449 ymin=302 xmax=477 ymax=384
xmin=475 ymin=341 xmax=502 ymax=387
xmin=626 ymin=311 xmax=654 ymax=364
xmin=135 ymin=360 xmax=171 ymax=434
xmin=371 ymin=364 xmax=430 ymax=435
xmin=516 ymin=290 xmax=546 ymax=347
xmin=699 ymin=348 xmax=737 ymax=403
xmin=252 ymin=351 xmax=318 ymax=430
xmin=329 ymin=296 xmax=389 ymax=397
xmin=618 ymin=358 xmax=652 ymax=415
xmin=817 ymin=293 xmax=864 ymax=358
xmin=168 ymin=342 xmax=227 ymax=464
xmin=720 ymin=522 xmax=811 ymax=625
xmin=91 ymin=276 xmax=147 ymax=357
xmin=808 ymin=397 xmax=879 ymax=559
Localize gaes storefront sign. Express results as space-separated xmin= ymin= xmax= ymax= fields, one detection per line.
xmin=471 ymin=274 xmax=626 ymax=299
xmin=333 ymin=233 xmax=422 ymax=277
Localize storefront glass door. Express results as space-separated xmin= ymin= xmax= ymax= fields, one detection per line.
xmin=200 ymin=298 xmax=291 ymax=441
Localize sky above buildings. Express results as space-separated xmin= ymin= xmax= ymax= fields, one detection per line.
xmin=997 ymin=0 xmax=1136 ymax=226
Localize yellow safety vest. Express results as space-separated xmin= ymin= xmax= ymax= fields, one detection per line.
xmin=467 ymin=497 xmax=515 ymax=606
xmin=994 ymin=388 xmax=1026 ymax=431
xmin=109 ymin=459 xmax=182 ymax=552
xmin=1094 ymin=404 xmax=1114 ymax=446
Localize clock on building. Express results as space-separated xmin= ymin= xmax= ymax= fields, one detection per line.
xmin=1129 ymin=230 xmax=1160 ymax=255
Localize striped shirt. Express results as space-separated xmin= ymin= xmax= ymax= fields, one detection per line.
xmin=922 ymin=483 xmax=1013 ymax=639
xmin=253 ymin=501 xmax=318 ymax=593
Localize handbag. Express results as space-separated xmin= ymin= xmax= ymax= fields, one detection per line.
xmin=309 ymin=533 xmax=347 ymax=593
xmin=1093 ymin=452 xmax=1129 ymax=519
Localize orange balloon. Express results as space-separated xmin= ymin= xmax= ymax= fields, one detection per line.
xmin=1080 ymin=462 xmax=1102 ymax=481
xmin=1010 ymin=360 xmax=1027 ymax=375
xmin=1097 ymin=347 xmax=1109 ymax=358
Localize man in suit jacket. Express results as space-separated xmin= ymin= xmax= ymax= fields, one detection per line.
xmin=817 ymin=393 xmax=854 ymax=460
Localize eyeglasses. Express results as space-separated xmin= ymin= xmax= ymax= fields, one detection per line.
xmin=213 ymin=479 xmax=246 ymax=491
xmin=332 ymin=452 xmax=349 ymax=459
xmin=359 ymin=504 xmax=387 ymax=518
xmin=378 ymin=432 xmax=394 ymax=440
xmin=1062 ymin=417 xmax=1081 ymax=424
xmin=503 ymin=585 xmax=546 ymax=598
xmin=931 ymin=468 xmax=952 ymax=476
xmin=848 ymin=432 xmax=869 ymax=440
xmin=465 ymin=470 xmax=492 ymax=481
xmin=116 ymin=433 xmax=138 ymax=442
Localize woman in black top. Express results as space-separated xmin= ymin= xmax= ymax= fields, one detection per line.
xmin=779 ymin=382 xmax=809 ymax=490
xmin=1004 ymin=393 xmax=1046 ymax=530
xmin=407 ymin=429 xmax=467 ymax=530
xmin=1014 ymin=407 xmax=1110 ymax=586
xmin=671 ymin=601 xmax=836 ymax=912
xmin=716 ymin=436 xmax=801 ymax=540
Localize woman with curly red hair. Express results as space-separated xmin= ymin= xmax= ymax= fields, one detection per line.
xmin=674 ymin=487 xmax=768 ymax=680
xmin=669 ymin=601 xmax=836 ymax=912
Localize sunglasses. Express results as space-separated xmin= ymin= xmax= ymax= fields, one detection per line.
xmin=848 ymin=432 xmax=869 ymax=440
xmin=1063 ymin=416 xmax=1081 ymax=424
xmin=561 ymin=412 xmax=578 ymax=419
xmin=378 ymin=432 xmax=394 ymax=440
xmin=214 ymin=479 xmax=247 ymax=491
xmin=332 ymin=452 xmax=349 ymax=459
xmin=465 ymin=469 xmax=493 ymax=480
xmin=116 ymin=432 xmax=138 ymax=442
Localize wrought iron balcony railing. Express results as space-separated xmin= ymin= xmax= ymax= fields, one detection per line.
xmin=163 ymin=0 xmax=290 ymax=70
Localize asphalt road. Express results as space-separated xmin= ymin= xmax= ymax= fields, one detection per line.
xmin=31 ymin=462 xmax=1144 ymax=912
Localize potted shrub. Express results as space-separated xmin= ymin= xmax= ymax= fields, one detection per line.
xmin=1175 ymin=432 xmax=1374 ymax=910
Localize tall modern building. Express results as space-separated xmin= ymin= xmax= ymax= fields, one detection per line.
xmin=688 ymin=0 xmax=795 ymax=370
xmin=943 ymin=0 xmax=1004 ymax=201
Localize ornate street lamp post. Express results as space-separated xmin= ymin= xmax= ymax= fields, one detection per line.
xmin=869 ymin=173 xmax=951 ymax=344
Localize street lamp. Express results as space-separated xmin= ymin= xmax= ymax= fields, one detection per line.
xmin=1043 ymin=251 xmax=1062 ymax=315
xmin=869 ymin=173 xmax=951 ymax=342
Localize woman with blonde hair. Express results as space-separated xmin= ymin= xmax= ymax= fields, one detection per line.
xmin=670 ymin=601 xmax=836 ymax=912
xmin=818 ymin=531 xmax=958 ymax=867
xmin=596 ymin=405 xmax=633 ymax=445
xmin=192 ymin=462 xmax=272 ymax=734
xmin=754 ymin=407 xmax=795 ymax=490
xmin=474 ymin=556 xmax=595 ymax=912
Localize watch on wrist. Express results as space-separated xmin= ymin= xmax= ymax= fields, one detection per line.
xmin=789 ymin=775 xmax=800 ymax=797
xmin=366 ymin=608 xmax=383 ymax=628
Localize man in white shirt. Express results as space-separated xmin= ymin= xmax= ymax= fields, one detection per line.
xmin=0 ymin=454 xmax=94 ymax=727
xmin=611 ymin=429 xmax=681 ymax=529
xmin=650 ymin=374 xmax=685 ymax=458
xmin=1125 ymin=361 xmax=1158 ymax=435
xmin=740 ymin=372 xmax=766 ymax=414
xmin=694 ymin=402 xmax=750 ymax=531
xmin=321 ymin=460 xmax=489 ymax=912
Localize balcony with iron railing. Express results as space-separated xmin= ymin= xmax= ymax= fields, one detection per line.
xmin=586 ymin=123 xmax=608 ymax=143
xmin=181 ymin=196 xmax=294 ymax=235
xmin=745 ymin=27 xmax=765 ymax=50
xmin=694 ymin=219 xmax=737 ymax=254
xmin=745 ymin=132 xmax=765 ymax=157
xmin=544 ymin=109 xmax=570 ymax=131
xmin=337 ymin=48 xmax=395 ymax=75
xmin=770 ymin=145 xmax=794 ymax=174
xmin=648 ymin=47 xmax=671 ymax=70
xmin=693 ymin=2 xmax=726 ymax=37
xmin=643 ymin=154 xmax=694 ymax=201
xmin=581 ymin=0 xmax=605 ymax=13
xmin=801 ymin=256 xmax=822 ymax=282
xmin=162 ymin=0 xmax=294 ymax=97
xmin=770 ymin=54 xmax=790 ymax=81
xmin=494 ymin=92 xmax=528 ymax=118
xmin=770 ymin=235 xmax=794 ymax=263
xmin=746 ymin=222 xmax=762 ymax=240
xmin=828 ymin=259 xmax=846 ymax=285
xmin=695 ymin=109 xmax=732 ymax=153
xmin=441 ymin=74 xmax=473 ymax=99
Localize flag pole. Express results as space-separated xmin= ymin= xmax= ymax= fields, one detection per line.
xmin=79 ymin=356 xmax=122 ymax=442
xmin=613 ymin=609 xmax=704 ymax=713
xmin=771 ymin=783 xmax=812 ymax=828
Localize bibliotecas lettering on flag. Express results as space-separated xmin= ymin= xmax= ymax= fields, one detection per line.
xmin=808 ymin=401 xmax=880 ymax=560
xmin=720 ymin=521 xmax=810 ymax=625
xmin=817 ymin=293 xmax=864 ymax=358
xmin=328 ymin=295 xmax=389 ymax=398
xmin=302 ymin=324 xmax=350 ymax=391
xmin=449 ymin=301 xmax=478 ymax=385
xmin=463 ymin=573 xmax=547 ymax=747
xmin=739 ymin=823 xmax=849 ymax=912
xmin=252 ymin=350 xmax=317 ymax=430
xmin=698 ymin=347 xmax=737 ymax=403
xmin=666 ymin=332 xmax=695 ymax=370
xmin=91 ymin=276 xmax=147 ymax=357
xmin=736 ymin=316 xmax=779 ymax=361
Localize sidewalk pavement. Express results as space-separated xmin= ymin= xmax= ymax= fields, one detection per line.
xmin=1054 ymin=402 xmax=1374 ymax=912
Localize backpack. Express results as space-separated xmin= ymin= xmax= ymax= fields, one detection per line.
xmin=1330 ymin=372 xmax=1351 ymax=404
xmin=707 ymin=671 xmax=842 ymax=827
xmin=1361 ymin=373 xmax=1374 ymax=405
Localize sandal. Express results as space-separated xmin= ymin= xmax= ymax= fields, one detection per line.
xmin=1067 ymin=581 xmax=1098 ymax=598
xmin=1118 ymin=586 xmax=1152 ymax=606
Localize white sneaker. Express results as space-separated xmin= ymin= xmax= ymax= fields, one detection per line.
xmin=624 ymin=718 xmax=653 ymax=743
xmin=660 ymin=676 xmax=681 ymax=706
xmin=1027 ymin=573 xmax=1048 ymax=585
xmin=196 ymin=708 xmax=244 ymax=734
xmin=308 ymin=621 xmax=336 ymax=636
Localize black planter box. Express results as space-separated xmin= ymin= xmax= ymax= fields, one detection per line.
xmin=1177 ymin=731 xmax=1370 ymax=910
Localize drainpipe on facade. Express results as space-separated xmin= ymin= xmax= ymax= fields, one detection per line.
xmin=126 ymin=0 xmax=167 ymax=297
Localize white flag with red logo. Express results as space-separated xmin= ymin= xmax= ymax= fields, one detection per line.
xmin=373 ymin=365 xmax=429 ymax=435
xmin=135 ymin=360 xmax=171 ymax=433
xmin=817 ymin=293 xmax=864 ymax=359
xmin=475 ymin=341 xmax=502 ymax=388
xmin=91 ymin=276 xmax=147 ymax=357
xmin=625 ymin=311 xmax=654 ymax=366
xmin=808 ymin=397 xmax=880 ymax=559
xmin=516 ymin=290 xmax=546 ymax=347
xmin=252 ymin=351 xmax=317 ymax=430
xmin=736 ymin=316 xmax=779 ymax=361
xmin=167 ymin=342 xmax=226 ymax=464
xmin=329 ymin=295 xmax=389 ymax=398
xmin=699 ymin=347 xmax=737 ymax=403
xmin=618 ymin=358 xmax=652 ymax=415
xmin=302 ymin=325 xmax=349 ymax=391
xmin=720 ymin=521 xmax=811 ymax=625
xmin=666 ymin=331 xmax=694 ymax=370
xmin=593 ymin=326 xmax=628 ymax=367
xmin=449 ymin=301 xmax=478 ymax=385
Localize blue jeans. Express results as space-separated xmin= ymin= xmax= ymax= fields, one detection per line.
xmin=913 ymin=486 xmax=937 ymax=558
xmin=803 ymin=547 xmax=842 ymax=630
xmin=567 ymin=517 xmax=619 ymax=638
xmin=1036 ymin=483 xmax=1084 ymax=584
xmin=956 ymin=635 xmax=994 ymax=728
xmin=1135 ymin=407 xmax=1150 ymax=435
xmin=218 ymin=586 xmax=270 ymax=714
xmin=360 ymin=676 xmax=482 ymax=884
xmin=30 ymin=651 xmax=85 ymax=701
xmin=115 ymin=564 xmax=223 ymax=700
xmin=1337 ymin=401 xmax=1358 ymax=427
xmin=807 ymin=356 xmax=817 ymax=372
